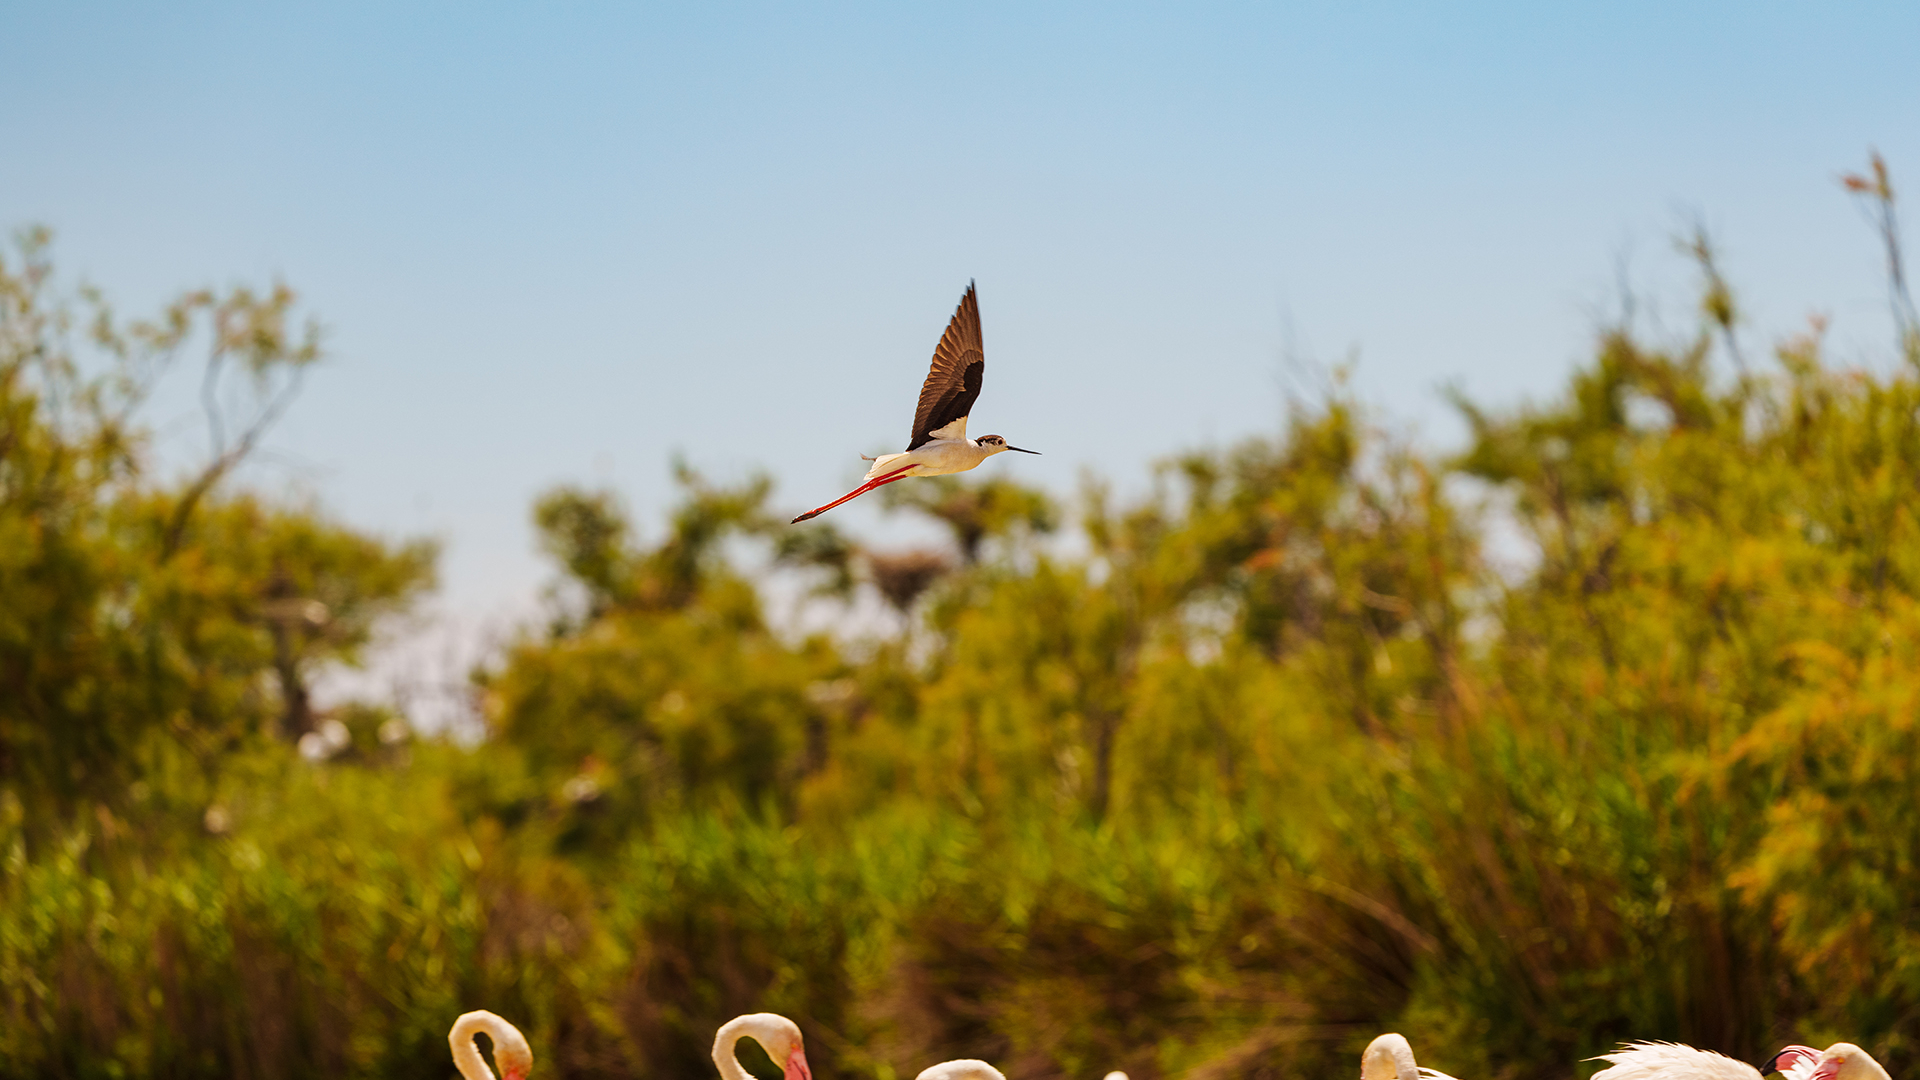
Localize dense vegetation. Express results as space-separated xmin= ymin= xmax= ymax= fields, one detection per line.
xmin=6 ymin=161 xmax=1920 ymax=1080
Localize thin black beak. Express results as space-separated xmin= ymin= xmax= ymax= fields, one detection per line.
xmin=1007 ymin=446 xmax=1040 ymax=455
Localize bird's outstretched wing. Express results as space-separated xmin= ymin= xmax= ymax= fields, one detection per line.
xmin=907 ymin=282 xmax=984 ymax=451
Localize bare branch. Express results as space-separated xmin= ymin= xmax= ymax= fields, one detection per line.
xmin=1679 ymin=217 xmax=1749 ymax=377
xmin=200 ymin=337 xmax=227 ymax=459
xmin=155 ymin=282 xmax=323 ymax=560
xmin=161 ymin=364 xmax=307 ymax=559
xmin=1841 ymin=149 xmax=1918 ymax=365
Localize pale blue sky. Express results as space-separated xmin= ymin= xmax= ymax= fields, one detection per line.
xmin=4 ymin=3 xmax=1917 ymax=630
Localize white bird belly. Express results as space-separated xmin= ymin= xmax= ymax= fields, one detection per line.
xmin=864 ymin=440 xmax=986 ymax=479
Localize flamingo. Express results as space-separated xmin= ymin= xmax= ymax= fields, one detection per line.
xmin=710 ymin=1012 xmax=1005 ymax=1080
xmin=713 ymin=1013 xmax=816 ymax=1080
xmin=1363 ymin=1034 xmax=1462 ymax=1080
xmin=1591 ymin=1042 xmax=1885 ymax=1080
xmin=915 ymin=1061 xmax=1008 ymax=1080
xmin=450 ymin=1011 xmax=534 ymax=1080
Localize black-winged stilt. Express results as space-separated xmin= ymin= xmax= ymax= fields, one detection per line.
xmin=791 ymin=282 xmax=1037 ymax=524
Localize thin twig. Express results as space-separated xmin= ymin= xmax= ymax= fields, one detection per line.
xmin=161 ymin=365 xmax=306 ymax=559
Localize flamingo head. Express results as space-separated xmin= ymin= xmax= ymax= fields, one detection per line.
xmin=484 ymin=1016 xmax=533 ymax=1080
xmin=783 ymin=1040 xmax=814 ymax=1080
xmin=1806 ymin=1045 xmax=1891 ymax=1080
xmin=1362 ymin=1035 xmax=1420 ymax=1080
xmin=494 ymin=1035 xmax=533 ymax=1080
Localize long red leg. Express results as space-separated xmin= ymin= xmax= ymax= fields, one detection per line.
xmin=791 ymin=464 xmax=918 ymax=523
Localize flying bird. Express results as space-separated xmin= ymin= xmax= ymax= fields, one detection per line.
xmin=791 ymin=282 xmax=1037 ymax=524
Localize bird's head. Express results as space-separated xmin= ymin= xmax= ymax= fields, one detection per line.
xmin=1806 ymin=1045 xmax=1891 ymax=1080
xmin=975 ymin=434 xmax=1039 ymax=456
xmin=1361 ymin=1034 xmax=1420 ymax=1080
xmin=492 ymin=1027 xmax=533 ymax=1080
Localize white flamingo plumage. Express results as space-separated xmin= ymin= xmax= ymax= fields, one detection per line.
xmin=450 ymin=1011 xmax=534 ymax=1080
xmin=1591 ymin=1043 xmax=1781 ymax=1080
xmin=916 ymin=1060 xmax=1009 ymax=1080
xmin=1363 ymin=1033 xmax=1463 ymax=1080
xmin=1591 ymin=1042 xmax=1889 ymax=1080
xmin=713 ymin=1013 xmax=816 ymax=1080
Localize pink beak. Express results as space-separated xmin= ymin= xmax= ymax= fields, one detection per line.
xmin=1763 ymin=1047 xmax=1822 ymax=1077
xmin=784 ymin=1045 xmax=814 ymax=1080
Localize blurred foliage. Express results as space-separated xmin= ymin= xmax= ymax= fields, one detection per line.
xmin=881 ymin=474 xmax=1057 ymax=564
xmin=0 ymin=229 xmax=433 ymax=823
xmin=11 ymin=167 xmax=1920 ymax=1080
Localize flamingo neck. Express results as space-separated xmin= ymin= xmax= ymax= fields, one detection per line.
xmin=1390 ymin=1043 xmax=1419 ymax=1080
xmin=449 ymin=1011 xmax=529 ymax=1080
xmin=712 ymin=1014 xmax=781 ymax=1080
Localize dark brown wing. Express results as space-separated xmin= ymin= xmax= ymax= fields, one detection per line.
xmin=907 ymin=282 xmax=984 ymax=451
